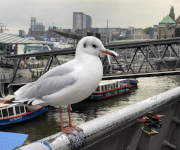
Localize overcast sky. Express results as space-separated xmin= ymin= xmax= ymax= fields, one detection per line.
xmin=1 ymin=0 xmax=180 ymax=34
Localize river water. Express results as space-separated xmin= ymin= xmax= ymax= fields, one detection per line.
xmin=3 ymin=75 xmax=180 ymax=146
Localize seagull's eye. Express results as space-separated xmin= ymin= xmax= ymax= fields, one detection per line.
xmin=92 ymin=44 xmax=97 ymax=48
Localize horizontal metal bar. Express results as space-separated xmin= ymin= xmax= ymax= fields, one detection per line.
xmin=5 ymin=48 xmax=76 ymax=58
xmin=102 ymin=70 xmax=180 ymax=79
xmin=106 ymin=38 xmax=180 ymax=49
xmin=19 ymin=86 xmax=180 ymax=150
xmin=5 ymin=37 xmax=180 ymax=59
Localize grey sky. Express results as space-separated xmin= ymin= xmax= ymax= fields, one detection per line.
xmin=0 ymin=0 xmax=179 ymax=34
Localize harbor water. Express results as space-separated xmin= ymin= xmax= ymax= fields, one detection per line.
xmin=2 ymin=75 xmax=180 ymax=146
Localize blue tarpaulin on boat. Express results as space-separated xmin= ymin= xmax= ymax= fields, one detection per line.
xmin=0 ymin=131 xmax=28 ymax=150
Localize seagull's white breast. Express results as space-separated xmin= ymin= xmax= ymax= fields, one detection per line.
xmin=49 ymin=55 xmax=103 ymax=106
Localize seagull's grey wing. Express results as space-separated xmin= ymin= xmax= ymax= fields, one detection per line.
xmin=38 ymin=59 xmax=75 ymax=82
xmin=14 ymin=59 xmax=80 ymax=105
xmin=34 ymin=73 xmax=77 ymax=98
xmin=15 ymin=72 xmax=77 ymax=103
xmin=14 ymin=82 xmax=35 ymax=96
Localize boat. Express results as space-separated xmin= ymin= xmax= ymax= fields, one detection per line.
xmin=25 ymin=43 xmax=51 ymax=54
xmin=0 ymin=95 xmax=48 ymax=129
xmin=119 ymin=78 xmax=138 ymax=87
xmin=87 ymin=79 xmax=131 ymax=100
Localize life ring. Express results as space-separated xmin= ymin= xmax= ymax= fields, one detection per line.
xmin=6 ymin=45 xmax=10 ymax=49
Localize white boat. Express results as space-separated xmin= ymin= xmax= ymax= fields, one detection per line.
xmin=0 ymin=95 xmax=48 ymax=129
xmin=25 ymin=44 xmax=51 ymax=54
xmin=87 ymin=79 xmax=131 ymax=100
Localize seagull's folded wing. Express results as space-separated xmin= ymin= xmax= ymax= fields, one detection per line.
xmin=14 ymin=72 xmax=78 ymax=105
xmin=14 ymin=82 xmax=35 ymax=96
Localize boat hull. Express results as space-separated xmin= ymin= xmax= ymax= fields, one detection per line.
xmin=87 ymin=86 xmax=131 ymax=100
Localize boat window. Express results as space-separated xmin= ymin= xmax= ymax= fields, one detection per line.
xmin=2 ymin=109 xmax=8 ymax=117
xmin=105 ymin=85 xmax=107 ymax=91
xmin=99 ymin=86 xmax=101 ymax=92
xmin=116 ymin=83 xmax=118 ymax=88
xmin=8 ymin=107 xmax=14 ymax=116
xmin=0 ymin=110 xmax=2 ymax=118
xmin=108 ymin=85 xmax=111 ymax=90
xmin=15 ymin=106 xmax=20 ymax=115
xmin=102 ymin=86 xmax=104 ymax=91
xmin=20 ymin=106 xmax=25 ymax=113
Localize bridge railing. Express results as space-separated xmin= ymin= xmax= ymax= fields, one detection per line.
xmin=3 ymin=38 xmax=180 ymax=83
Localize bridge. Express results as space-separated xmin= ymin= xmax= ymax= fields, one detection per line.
xmin=2 ymin=37 xmax=180 ymax=85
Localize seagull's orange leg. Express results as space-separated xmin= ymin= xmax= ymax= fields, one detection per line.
xmin=59 ymin=106 xmax=74 ymax=135
xmin=67 ymin=105 xmax=83 ymax=131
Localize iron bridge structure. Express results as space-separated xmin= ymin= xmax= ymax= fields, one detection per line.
xmin=3 ymin=37 xmax=180 ymax=84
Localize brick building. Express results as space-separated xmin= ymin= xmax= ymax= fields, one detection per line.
xmin=28 ymin=17 xmax=45 ymax=39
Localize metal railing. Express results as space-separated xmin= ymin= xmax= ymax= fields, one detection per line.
xmin=19 ymin=86 xmax=180 ymax=150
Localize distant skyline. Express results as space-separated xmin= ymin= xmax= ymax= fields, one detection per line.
xmin=0 ymin=0 xmax=180 ymax=34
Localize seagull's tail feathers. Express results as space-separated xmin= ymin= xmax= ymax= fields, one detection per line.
xmin=14 ymin=82 xmax=35 ymax=96
xmin=5 ymin=97 xmax=29 ymax=104
xmin=4 ymin=98 xmax=15 ymax=104
xmin=12 ymin=98 xmax=31 ymax=104
xmin=5 ymin=97 xmax=45 ymax=106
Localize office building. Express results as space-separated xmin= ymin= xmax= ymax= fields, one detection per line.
xmin=73 ymin=12 xmax=92 ymax=29
xmin=19 ymin=30 xmax=26 ymax=37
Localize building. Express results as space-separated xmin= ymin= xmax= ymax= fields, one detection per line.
xmin=19 ymin=30 xmax=26 ymax=37
xmin=169 ymin=6 xmax=175 ymax=20
xmin=28 ymin=17 xmax=45 ymax=39
xmin=73 ymin=12 xmax=92 ymax=29
xmin=157 ymin=6 xmax=176 ymax=39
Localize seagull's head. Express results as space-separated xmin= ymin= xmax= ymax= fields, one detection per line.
xmin=76 ymin=36 xmax=117 ymax=57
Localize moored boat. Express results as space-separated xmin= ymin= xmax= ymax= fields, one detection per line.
xmin=87 ymin=80 xmax=131 ymax=100
xmin=0 ymin=95 xmax=48 ymax=129
xmin=119 ymin=78 xmax=138 ymax=87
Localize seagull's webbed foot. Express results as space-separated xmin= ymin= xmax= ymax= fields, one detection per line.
xmin=61 ymin=127 xmax=75 ymax=135
xmin=68 ymin=125 xmax=83 ymax=132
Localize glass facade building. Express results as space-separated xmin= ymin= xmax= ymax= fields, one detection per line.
xmin=73 ymin=12 xmax=92 ymax=29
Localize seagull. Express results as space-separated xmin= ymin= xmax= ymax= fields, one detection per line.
xmin=9 ymin=36 xmax=117 ymax=134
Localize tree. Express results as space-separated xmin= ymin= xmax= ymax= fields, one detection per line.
xmin=144 ymin=27 xmax=153 ymax=34
xmin=144 ymin=27 xmax=153 ymax=38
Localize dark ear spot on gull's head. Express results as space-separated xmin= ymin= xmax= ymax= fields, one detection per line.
xmin=83 ymin=42 xmax=87 ymax=48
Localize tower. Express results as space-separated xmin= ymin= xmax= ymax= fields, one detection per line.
xmin=31 ymin=17 xmax=36 ymax=29
xmin=169 ymin=6 xmax=175 ymax=20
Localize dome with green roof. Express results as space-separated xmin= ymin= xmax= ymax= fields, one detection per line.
xmin=158 ymin=15 xmax=176 ymax=28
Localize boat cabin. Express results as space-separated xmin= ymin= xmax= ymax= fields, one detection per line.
xmin=0 ymin=95 xmax=41 ymax=119
xmin=26 ymin=44 xmax=51 ymax=54
xmin=95 ymin=79 xmax=127 ymax=92
xmin=0 ymin=103 xmax=26 ymax=119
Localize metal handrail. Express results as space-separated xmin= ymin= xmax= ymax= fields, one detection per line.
xmin=19 ymin=86 xmax=180 ymax=150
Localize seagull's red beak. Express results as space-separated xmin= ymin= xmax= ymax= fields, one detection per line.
xmin=100 ymin=49 xmax=118 ymax=57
